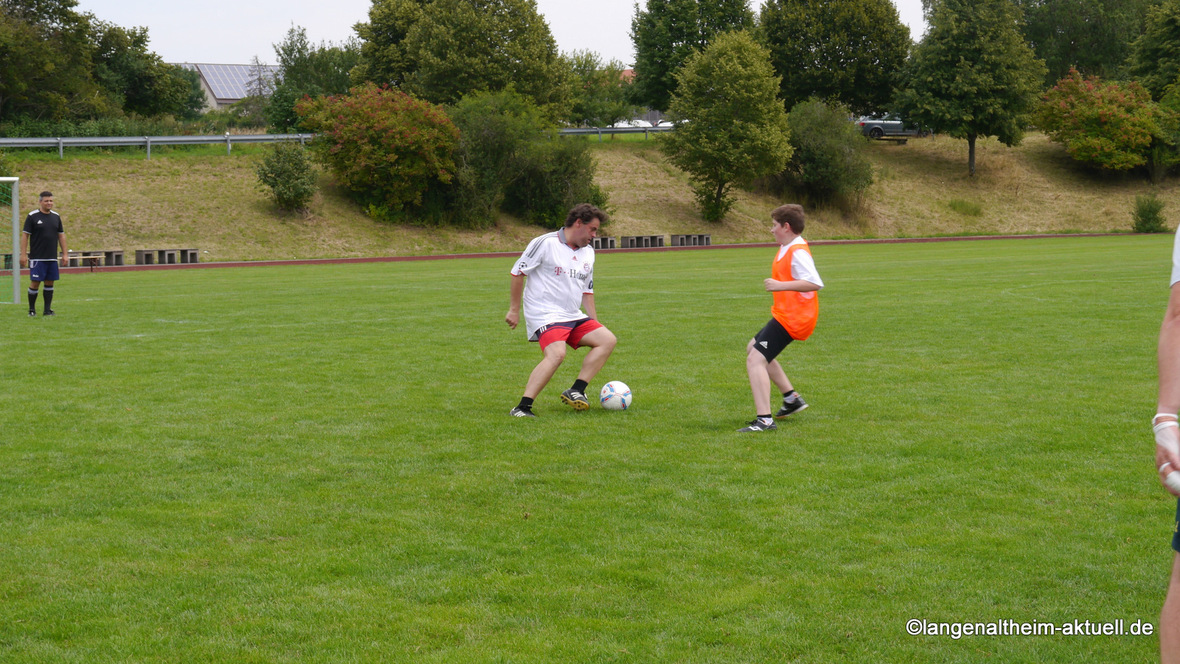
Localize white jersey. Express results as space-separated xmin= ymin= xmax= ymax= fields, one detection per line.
xmin=776 ymin=236 xmax=824 ymax=288
xmin=511 ymin=229 xmax=595 ymax=340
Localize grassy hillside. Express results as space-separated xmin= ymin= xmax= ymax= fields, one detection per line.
xmin=2 ymin=133 xmax=1175 ymax=262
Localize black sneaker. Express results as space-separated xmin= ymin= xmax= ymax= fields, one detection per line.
xmin=42 ymin=310 xmax=55 ymax=317
xmin=28 ymin=310 xmax=35 ymax=317
xmin=737 ymin=418 xmax=777 ymax=432
xmin=775 ymin=395 xmax=808 ymax=419
xmin=560 ymin=388 xmax=590 ymax=411
xmin=510 ymin=406 xmax=537 ymax=418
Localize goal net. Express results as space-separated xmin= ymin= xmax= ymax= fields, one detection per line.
xmin=1 ymin=177 xmax=18 ymax=304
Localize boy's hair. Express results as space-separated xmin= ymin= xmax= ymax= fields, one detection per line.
xmin=771 ymin=204 xmax=805 ymax=234
xmin=565 ymin=203 xmax=607 ymax=228
xmin=39 ymin=191 xmax=52 ymax=200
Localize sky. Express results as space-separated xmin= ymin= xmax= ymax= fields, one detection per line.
xmin=72 ymin=0 xmax=927 ymax=67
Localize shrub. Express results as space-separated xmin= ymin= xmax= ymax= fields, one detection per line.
xmin=297 ymin=84 xmax=459 ymax=222
xmin=1133 ymin=192 xmax=1168 ymax=233
xmin=445 ymin=90 xmax=606 ymax=227
xmin=256 ymin=141 xmax=318 ymax=211
xmin=1036 ymin=69 xmax=1162 ymax=172
xmin=782 ymin=98 xmax=873 ymax=202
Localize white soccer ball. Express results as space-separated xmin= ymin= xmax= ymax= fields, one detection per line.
xmin=599 ymin=381 xmax=632 ymax=411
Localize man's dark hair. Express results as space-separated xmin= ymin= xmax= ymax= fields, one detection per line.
xmin=771 ymin=204 xmax=805 ymax=234
xmin=39 ymin=191 xmax=52 ymax=200
xmin=565 ymin=203 xmax=607 ymax=228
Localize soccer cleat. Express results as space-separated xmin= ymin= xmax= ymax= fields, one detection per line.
xmin=775 ymin=395 xmax=808 ymax=419
xmin=42 ymin=310 xmax=55 ymax=317
xmin=510 ymin=406 xmax=537 ymax=418
xmin=28 ymin=310 xmax=36 ymax=317
xmin=560 ymin=388 xmax=590 ymax=411
xmin=737 ymin=418 xmax=777 ymax=432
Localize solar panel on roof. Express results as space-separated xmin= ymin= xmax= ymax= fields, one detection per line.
xmin=177 ymin=63 xmax=279 ymax=101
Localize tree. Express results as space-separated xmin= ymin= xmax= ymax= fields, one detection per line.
xmin=894 ymin=0 xmax=1047 ymax=176
xmin=759 ymin=0 xmax=912 ymax=116
xmin=267 ymin=26 xmax=361 ymax=131
xmin=630 ymin=0 xmax=754 ymax=112
xmin=1015 ymin=0 xmax=1154 ymax=85
xmin=564 ymin=50 xmax=637 ymax=127
xmin=1129 ymin=0 xmax=1180 ymax=100
xmin=90 ymin=21 xmax=194 ymax=117
xmin=354 ymin=0 xmax=570 ymax=114
xmin=660 ymin=31 xmax=793 ymax=221
xmin=1035 ymin=69 xmax=1162 ymax=172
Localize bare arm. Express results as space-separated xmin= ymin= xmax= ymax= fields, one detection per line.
xmin=582 ymin=292 xmax=597 ymax=320
xmin=18 ymin=232 xmax=28 ymax=268
xmin=506 ymin=273 xmax=524 ymax=329
xmin=764 ymin=279 xmax=822 ymax=293
xmin=58 ymin=233 xmax=67 ymax=261
xmin=1157 ymin=284 xmax=1180 ymax=495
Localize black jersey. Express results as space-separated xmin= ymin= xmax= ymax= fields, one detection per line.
xmin=23 ymin=210 xmax=64 ymax=260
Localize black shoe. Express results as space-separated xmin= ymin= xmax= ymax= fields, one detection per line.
xmin=775 ymin=395 xmax=808 ymax=419
xmin=560 ymin=388 xmax=590 ymax=411
xmin=43 ymin=310 xmax=55 ymax=317
xmin=510 ymin=406 xmax=537 ymax=418
xmin=737 ymin=418 xmax=777 ymax=432
xmin=28 ymin=310 xmax=35 ymax=317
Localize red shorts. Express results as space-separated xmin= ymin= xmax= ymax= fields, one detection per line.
xmin=537 ymin=318 xmax=604 ymax=350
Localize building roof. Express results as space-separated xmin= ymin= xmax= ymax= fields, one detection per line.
xmin=177 ymin=63 xmax=280 ymax=103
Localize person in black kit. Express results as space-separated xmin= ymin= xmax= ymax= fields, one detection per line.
xmin=19 ymin=191 xmax=68 ymax=317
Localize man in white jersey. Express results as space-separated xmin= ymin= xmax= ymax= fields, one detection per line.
xmin=1155 ymin=228 xmax=1180 ymax=662
xmin=505 ymin=204 xmax=617 ymax=417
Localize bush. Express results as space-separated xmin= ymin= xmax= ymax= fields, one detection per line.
xmin=782 ymin=98 xmax=873 ymax=202
xmin=445 ymin=90 xmax=606 ymax=227
xmin=256 ymin=141 xmax=318 ymax=211
xmin=297 ymin=84 xmax=459 ymax=222
xmin=1133 ymin=192 xmax=1168 ymax=233
xmin=1036 ymin=69 xmax=1162 ymax=172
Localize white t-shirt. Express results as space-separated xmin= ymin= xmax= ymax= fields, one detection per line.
xmin=511 ymin=229 xmax=595 ymax=340
xmin=1171 ymin=229 xmax=1180 ymax=287
xmin=777 ymin=236 xmax=824 ymax=287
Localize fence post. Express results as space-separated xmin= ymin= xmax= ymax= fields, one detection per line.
xmin=225 ymin=133 xmax=232 ymax=156
xmin=57 ymin=138 xmax=63 ymax=159
xmin=145 ymin=136 xmax=151 ymax=160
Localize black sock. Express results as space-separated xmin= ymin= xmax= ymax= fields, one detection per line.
xmin=517 ymin=397 xmax=534 ymax=411
xmin=571 ymin=379 xmax=588 ymax=394
xmin=758 ymin=414 xmax=773 ymax=421
xmin=28 ymin=288 xmax=38 ymax=311
xmin=43 ymin=286 xmax=53 ymax=311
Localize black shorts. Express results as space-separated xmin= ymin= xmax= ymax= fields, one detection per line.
xmin=1173 ymin=499 xmax=1180 ymax=553
xmin=752 ymin=318 xmax=793 ymax=362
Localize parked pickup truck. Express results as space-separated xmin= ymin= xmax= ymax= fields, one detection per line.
xmin=856 ymin=114 xmax=929 ymax=139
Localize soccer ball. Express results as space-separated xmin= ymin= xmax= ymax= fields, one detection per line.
xmin=599 ymin=381 xmax=632 ymax=411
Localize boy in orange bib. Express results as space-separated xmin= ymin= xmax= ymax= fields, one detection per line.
xmin=739 ymin=204 xmax=824 ymax=433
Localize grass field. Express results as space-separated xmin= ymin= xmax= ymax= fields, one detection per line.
xmin=0 ymin=235 xmax=1176 ymax=662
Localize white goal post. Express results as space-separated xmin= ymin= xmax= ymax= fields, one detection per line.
xmin=2 ymin=177 xmax=18 ymax=304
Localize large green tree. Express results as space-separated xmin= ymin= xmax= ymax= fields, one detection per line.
xmin=759 ymin=0 xmax=912 ymax=116
xmin=354 ymin=0 xmax=570 ymax=114
xmin=91 ymin=21 xmax=198 ymax=118
xmin=564 ymin=50 xmax=636 ymax=127
xmin=267 ymin=26 xmax=361 ymax=131
xmin=630 ymin=0 xmax=754 ymax=112
xmin=660 ymin=31 xmax=792 ymax=221
xmin=1015 ymin=0 xmax=1154 ymax=85
xmin=1129 ymin=0 xmax=1180 ymax=100
xmin=895 ymin=0 xmax=1047 ymax=176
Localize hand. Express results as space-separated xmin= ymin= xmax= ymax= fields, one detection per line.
xmin=18 ymin=254 xmax=27 ymax=268
xmin=505 ymin=310 xmax=519 ymax=329
xmin=764 ymin=278 xmax=779 ymax=292
xmin=1156 ymin=417 xmax=1180 ymax=496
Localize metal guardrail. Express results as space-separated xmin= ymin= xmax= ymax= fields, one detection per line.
xmin=0 ymin=133 xmax=315 ymax=159
xmin=0 ymin=126 xmax=672 ymax=158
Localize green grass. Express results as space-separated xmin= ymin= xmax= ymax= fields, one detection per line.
xmin=946 ymin=198 xmax=983 ymax=217
xmin=0 ymin=235 xmax=1174 ymax=662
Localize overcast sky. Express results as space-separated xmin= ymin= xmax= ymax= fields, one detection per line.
xmin=72 ymin=0 xmax=927 ymax=67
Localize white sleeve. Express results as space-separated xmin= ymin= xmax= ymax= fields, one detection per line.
xmin=1171 ymin=229 xmax=1180 ymax=287
xmin=511 ymin=236 xmax=546 ymax=276
xmin=792 ymin=249 xmax=824 ymax=288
